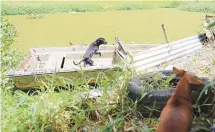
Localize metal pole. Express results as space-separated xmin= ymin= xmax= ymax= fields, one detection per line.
xmin=162 ymin=24 xmax=169 ymax=43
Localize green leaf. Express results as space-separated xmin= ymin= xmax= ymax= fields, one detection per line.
xmin=103 ymin=117 xmax=123 ymax=132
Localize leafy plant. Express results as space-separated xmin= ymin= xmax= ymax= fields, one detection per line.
xmin=2 ymin=1 xmax=215 ymax=16
xmin=1 ymin=18 xmax=24 ymax=91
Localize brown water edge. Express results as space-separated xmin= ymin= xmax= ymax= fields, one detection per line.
xmin=3 ymin=8 xmax=209 ymax=53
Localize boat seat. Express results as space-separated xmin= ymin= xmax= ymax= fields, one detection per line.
xmin=44 ymin=52 xmax=66 ymax=70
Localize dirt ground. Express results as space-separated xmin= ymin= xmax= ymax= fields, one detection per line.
xmin=154 ymin=43 xmax=215 ymax=81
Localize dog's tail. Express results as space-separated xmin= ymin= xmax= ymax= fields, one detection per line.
xmin=73 ymin=59 xmax=83 ymax=65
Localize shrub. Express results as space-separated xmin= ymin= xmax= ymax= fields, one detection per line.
xmin=1 ymin=18 xmax=24 ymax=91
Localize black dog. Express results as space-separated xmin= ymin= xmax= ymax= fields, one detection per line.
xmin=73 ymin=37 xmax=108 ymax=66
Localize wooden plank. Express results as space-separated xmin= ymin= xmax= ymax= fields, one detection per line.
xmin=114 ymin=37 xmax=135 ymax=66
xmin=30 ymin=44 xmax=161 ymax=54
xmin=115 ymin=36 xmax=129 ymax=55
xmin=44 ymin=52 xmax=66 ymax=70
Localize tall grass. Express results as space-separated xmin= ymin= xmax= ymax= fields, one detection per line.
xmin=2 ymin=1 xmax=215 ymax=16
xmin=1 ymin=18 xmax=156 ymax=131
xmin=1 ymin=1 xmax=172 ymax=15
xmin=178 ymin=1 xmax=215 ymax=13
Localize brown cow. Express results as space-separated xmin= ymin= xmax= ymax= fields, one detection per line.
xmin=156 ymin=67 xmax=205 ymax=132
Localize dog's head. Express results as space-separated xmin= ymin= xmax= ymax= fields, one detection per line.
xmin=173 ymin=67 xmax=205 ymax=91
xmin=95 ymin=37 xmax=108 ymax=45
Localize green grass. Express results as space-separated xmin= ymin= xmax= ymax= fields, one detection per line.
xmin=1 ymin=1 xmax=215 ymax=16
xmin=2 ymin=71 xmax=137 ymax=131
xmin=1 ymin=1 xmax=174 ymax=15
xmin=177 ymin=2 xmax=215 ymax=14
xmin=1 ymin=18 xmax=147 ymax=132
xmin=1 ymin=19 xmax=152 ymax=131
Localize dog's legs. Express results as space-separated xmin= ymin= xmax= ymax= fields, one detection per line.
xmin=89 ymin=59 xmax=94 ymax=66
xmin=86 ymin=59 xmax=94 ymax=66
xmin=83 ymin=57 xmax=90 ymax=67
xmin=83 ymin=59 xmax=93 ymax=66
xmin=84 ymin=61 xmax=87 ymax=67
xmin=95 ymin=51 xmax=101 ymax=57
xmin=94 ymin=49 xmax=101 ymax=57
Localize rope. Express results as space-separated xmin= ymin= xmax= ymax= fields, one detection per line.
xmin=196 ymin=82 xmax=215 ymax=103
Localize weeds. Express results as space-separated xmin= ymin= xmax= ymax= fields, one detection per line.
xmin=26 ymin=14 xmax=44 ymax=19
xmin=0 ymin=19 xmax=158 ymax=131
xmin=2 ymin=68 xmax=140 ymax=131
xmin=178 ymin=1 xmax=215 ymax=14
xmin=1 ymin=20 xmax=142 ymax=131
xmin=2 ymin=1 xmax=215 ymax=16
xmin=1 ymin=18 xmax=25 ymax=91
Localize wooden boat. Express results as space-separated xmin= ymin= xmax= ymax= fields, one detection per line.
xmin=8 ymin=37 xmax=159 ymax=90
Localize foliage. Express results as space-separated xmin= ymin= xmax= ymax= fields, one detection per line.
xmin=1 ymin=1 xmax=171 ymax=15
xmin=1 ymin=18 xmax=24 ymax=91
xmin=1 ymin=1 xmax=215 ymax=16
xmin=0 ymin=19 xmax=162 ymax=131
xmin=178 ymin=1 xmax=215 ymax=14
xmin=0 ymin=21 xmax=148 ymax=131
